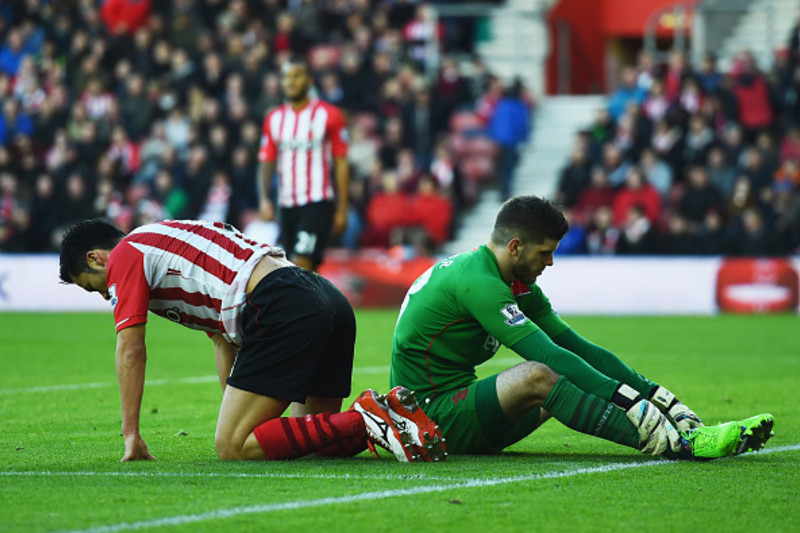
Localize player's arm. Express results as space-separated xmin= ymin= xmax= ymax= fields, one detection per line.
xmin=258 ymin=160 xmax=277 ymax=221
xmin=257 ymin=112 xmax=278 ymax=221
xmin=115 ymin=324 xmax=156 ymax=462
xmin=547 ymin=316 xmax=703 ymax=431
xmin=210 ymin=333 xmax=238 ymax=392
xmin=332 ymin=156 xmax=349 ymax=235
xmin=329 ymin=107 xmax=349 ymax=235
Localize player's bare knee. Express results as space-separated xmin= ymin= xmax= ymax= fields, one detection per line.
xmin=522 ymin=361 xmax=559 ymax=397
xmin=215 ymin=434 xmax=244 ymax=461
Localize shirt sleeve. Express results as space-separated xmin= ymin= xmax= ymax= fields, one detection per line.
xmin=326 ymin=105 xmax=348 ymax=158
xmin=456 ymin=274 xmax=540 ymax=348
xmin=257 ymin=110 xmax=278 ymax=163
xmin=107 ymin=243 xmax=150 ymax=333
xmin=515 ymin=283 xmax=570 ymax=339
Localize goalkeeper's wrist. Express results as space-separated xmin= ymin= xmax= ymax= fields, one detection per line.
xmin=649 ymin=386 xmax=680 ymax=412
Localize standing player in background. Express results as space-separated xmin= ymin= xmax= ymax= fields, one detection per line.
xmin=257 ymin=58 xmax=350 ymax=271
xmin=58 ymin=218 xmax=445 ymax=463
xmin=391 ymin=195 xmax=774 ymax=460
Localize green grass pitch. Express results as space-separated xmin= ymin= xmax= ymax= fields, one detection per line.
xmin=1 ymin=311 xmax=798 ymax=532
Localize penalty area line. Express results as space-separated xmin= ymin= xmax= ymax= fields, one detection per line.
xmin=59 ymin=443 xmax=800 ymax=533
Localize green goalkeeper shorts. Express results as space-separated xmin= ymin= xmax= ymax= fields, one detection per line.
xmin=422 ymin=374 xmax=542 ymax=454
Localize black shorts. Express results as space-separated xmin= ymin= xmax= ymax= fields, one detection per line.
xmin=226 ymin=266 xmax=356 ymax=403
xmin=279 ymin=201 xmax=335 ymax=266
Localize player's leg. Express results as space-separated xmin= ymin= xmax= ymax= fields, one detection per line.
xmin=215 ymin=386 xmax=291 ymax=460
xmin=494 ymin=361 xmax=642 ymax=450
xmin=290 ymin=201 xmax=335 ymax=271
xmin=299 ymin=273 xmax=367 ymax=457
xmin=217 ymin=267 xmax=366 ymax=460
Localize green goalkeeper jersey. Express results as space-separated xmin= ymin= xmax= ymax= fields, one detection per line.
xmin=390 ymin=245 xmax=570 ymax=400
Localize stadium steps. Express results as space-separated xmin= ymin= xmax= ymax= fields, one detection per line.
xmin=714 ymin=0 xmax=796 ymax=71
xmin=444 ymin=95 xmax=606 ymax=255
xmin=475 ymin=0 xmax=554 ymax=97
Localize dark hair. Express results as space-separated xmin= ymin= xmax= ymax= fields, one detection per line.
xmin=490 ymin=195 xmax=568 ymax=245
xmin=59 ymin=218 xmax=125 ymax=283
xmin=281 ymin=57 xmax=311 ymax=76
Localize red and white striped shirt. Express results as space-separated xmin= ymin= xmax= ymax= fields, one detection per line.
xmin=258 ymin=98 xmax=348 ymax=208
xmin=106 ymin=220 xmax=284 ymax=346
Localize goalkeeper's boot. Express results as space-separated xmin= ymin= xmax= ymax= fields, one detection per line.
xmin=351 ymin=389 xmax=419 ymax=462
xmin=669 ymin=414 xmax=775 ymax=460
xmin=734 ymin=413 xmax=775 ymax=454
xmin=385 ymin=386 xmax=447 ymax=462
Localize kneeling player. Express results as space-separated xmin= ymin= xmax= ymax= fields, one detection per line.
xmin=59 ymin=218 xmax=444 ymax=462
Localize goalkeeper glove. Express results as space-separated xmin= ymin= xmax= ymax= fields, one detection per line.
xmin=650 ymin=386 xmax=704 ymax=432
xmin=626 ymin=398 xmax=682 ymax=455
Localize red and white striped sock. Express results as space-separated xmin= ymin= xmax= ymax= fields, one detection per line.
xmin=253 ymin=411 xmax=366 ymax=460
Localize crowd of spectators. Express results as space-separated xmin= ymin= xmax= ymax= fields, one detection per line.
xmin=555 ymin=46 xmax=800 ymax=256
xmin=0 ymin=0 xmax=504 ymax=255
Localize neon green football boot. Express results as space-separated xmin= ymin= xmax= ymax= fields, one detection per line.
xmin=733 ymin=413 xmax=775 ymax=454
xmin=671 ymin=413 xmax=774 ymax=460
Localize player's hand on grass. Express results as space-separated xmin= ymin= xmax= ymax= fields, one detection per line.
xmin=650 ymin=386 xmax=704 ymax=432
xmin=121 ymin=433 xmax=156 ymax=462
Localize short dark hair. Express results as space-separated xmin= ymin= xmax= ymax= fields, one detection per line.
xmin=59 ymin=218 xmax=125 ymax=283
xmin=490 ymin=195 xmax=568 ymax=245
xmin=281 ymin=57 xmax=311 ymax=76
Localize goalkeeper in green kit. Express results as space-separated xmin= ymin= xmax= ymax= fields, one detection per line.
xmin=390 ymin=195 xmax=774 ymax=459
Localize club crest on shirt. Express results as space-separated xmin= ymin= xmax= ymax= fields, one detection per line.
xmin=500 ymin=303 xmax=527 ymax=326
xmin=108 ymin=284 xmax=117 ymax=308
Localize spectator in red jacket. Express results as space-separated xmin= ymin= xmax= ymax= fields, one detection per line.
xmin=406 ymin=174 xmax=452 ymax=246
xmin=363 ymin=171 xmax=408 ymax=247
xmin=612 ymin=166 xmax=662 ymax=227
xmin=100 ymin=0 xmax=152 ymax=36
xmin=574 ymin=166 xmax=616 ymax=226
xmin=731 ymin=51 xmax=775 ymax=142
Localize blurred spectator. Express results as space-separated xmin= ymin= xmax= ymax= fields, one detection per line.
xmin=616 ymin=204 xmax=659 ymax=254
xmin=608 ymin=67 xmax=646 ymax=121
xmin=612 ymin=166 xmax=662 ymax=226
xmin=0 ymin=172 xmax=27 ymax=251
xmin=487 ymin=78 xmax=531 ymax=200
xmin=696 ymin=52 xmax=723 ymax=95
xmin=731 ymin=51 xmax=775 ymax=142
xmin=363 ymin=171 xmax=406 ymax=247
xmin=677 ymin=166 xmax=724 ymax=226
xmin=639 ymin=147 xmax=673 ymax=199
xmin=406 ymin=174 xmax=453 ymax=248
xmin=729 ymin=206 xmax=784 ymax=256
xmin=0 ymin=29 xmax=26 ymax=76
xmin=555 ymin=208 xmax=587 ymax=255
xmin=585 ymin=205 xmax=619 ymax=255
xmin=402 ymin=86 xmax=445 ymax=167
xmin=574 ymin=166 xmax=615 ymax=225
xmin=0 ymin=98 xmax=34 ymax=145
xmin=706 ymin=146 xmax=737 ymax=200
xmin=100 ymin=0 xmax=152 ymax=36
xmin=556 ymin=144 xmax=591 ymax=208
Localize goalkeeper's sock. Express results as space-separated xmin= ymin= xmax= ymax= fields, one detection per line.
xmin=253 ymin=411 xmax=366 ymax=460
xmin=543 ymin=376 xmax=640 ymax=449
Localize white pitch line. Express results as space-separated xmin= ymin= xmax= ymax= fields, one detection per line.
xmin=57 ymin=444 xmax=800 ymax=533
xmin=0 ymin=470 xmax=463 ymax=482
xmin=0 ymin=358 xmax=523 ymax=395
